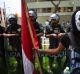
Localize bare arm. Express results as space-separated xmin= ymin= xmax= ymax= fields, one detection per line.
xmin=46 ymin=33 xmax=65 ymax=38
xmin=36 ymin=42 xmax=65 ymax=55
xmin=3 ymin=33 xmax=19 ymax=37
xmin=46 ymin=34 xmax=58 ymax=38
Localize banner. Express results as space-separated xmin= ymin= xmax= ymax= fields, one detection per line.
xmin=21 ymin=0 xmax=39 ymax=74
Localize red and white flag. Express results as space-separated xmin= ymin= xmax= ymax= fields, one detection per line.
xmin=21 ymin=0 xmax=39 ymax=74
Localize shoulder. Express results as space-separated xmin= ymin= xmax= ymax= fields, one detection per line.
xmin=46 ymin=24 xmax=50 ymax=29
xmin=0 ymin=26 xmax=4 ymax=29
xmin=35 ymin=21 xmax=40 ymax=25
xmin=17 ymin=24 xmax=21 ymax=27
xmin=0 ymin=26 xmax=5 ymax=32
xmin=46 ymin=24 xmax=52 ymax=32
xmin=61 ymin=33 xmax=70 ymax=41
xmin=6 ymin=25 xmax=11 ymax=29
xmin=15 ymin=24 xmax=21 ymax=30
xmin=58 ymin=24 xmax=65 ymax=32
xmin=61 ymin=33 xmax=70 ymax=48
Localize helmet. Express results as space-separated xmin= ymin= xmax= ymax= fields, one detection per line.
xmin=8 ymin=14 xmax=16 ymax=19
xmin=29 ymin=10 xmax=37 ymax=19
xmin=8 ymin=14 xmax=17 ymax=24
xmin=50 ymin=13 xmax=60 ymax=21
xmin=8 ymin=14 xmax=17 ymax=22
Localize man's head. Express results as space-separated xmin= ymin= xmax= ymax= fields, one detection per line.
xmin=29 ymin=10 xmax=37 ymax=22
xmin=50 ymin=13 xmax=60 ymax=26
xmin=8 ymin=14 xmax=17 ymax=25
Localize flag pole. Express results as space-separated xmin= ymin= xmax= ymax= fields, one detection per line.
xmin=3 ymin=2 xmax=7 ymax=29
xmin=1 ymin=2 xmax=7 ymax=29
xmin=0 ymin=1 xmax=8 ymax=68
xmin=23 ymin=0 xmax=43 ymax=74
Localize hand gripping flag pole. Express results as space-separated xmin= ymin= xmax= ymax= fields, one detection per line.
xmin=21 ymin=0 xmax=43 ymax=74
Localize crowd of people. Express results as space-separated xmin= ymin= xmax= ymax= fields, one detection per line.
xmin=29 ymin=9 xmax=80 ymax=74
xmin=0 ymin=9 xmax=80 ymax=74
xmin=35 ymin=10 xmax=80 ymax=74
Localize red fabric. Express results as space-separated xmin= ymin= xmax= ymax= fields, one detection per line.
xmin=21 ymin=0 xmax=39 ymax=74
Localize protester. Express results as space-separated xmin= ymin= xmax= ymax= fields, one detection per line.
xmin=35 ymin=10 xmax=80 ymax=74
xmin=45 ymin=13 xmax=65 ymax=73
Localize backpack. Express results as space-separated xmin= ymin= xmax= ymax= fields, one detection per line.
xmin=66 ymin=32 xmax=80 ymax=73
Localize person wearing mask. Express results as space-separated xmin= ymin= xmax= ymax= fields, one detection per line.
xmin=35 ymin=10 xmax=80 ymax=74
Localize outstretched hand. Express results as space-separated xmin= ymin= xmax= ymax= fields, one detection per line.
xmin=49 ymin=33 xmax=65 ymax=38
xmin=51 ymin=34 xmax=58 ymax=38
xmin=58 ymin=33 xmax=65 ymax=38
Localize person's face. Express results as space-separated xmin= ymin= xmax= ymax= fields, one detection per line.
xmin=30 ymin=16 xmax=36 ymax=23
xmin=30 ymin=16 xmax=34 ymax=21
xmin=9 ymin=18 xmax=17 ymax=25
xmin=51 ymin=19 xmax=59 ymax=26
xmin=75 ymin=11 xmax=80 ymax=31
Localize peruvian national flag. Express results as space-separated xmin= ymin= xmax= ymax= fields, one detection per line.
xmin=21 ymin=0 xmax=39 ymax=74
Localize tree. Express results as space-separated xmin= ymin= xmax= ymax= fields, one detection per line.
xmin=50 ymin=0 xmax=61 ymax=13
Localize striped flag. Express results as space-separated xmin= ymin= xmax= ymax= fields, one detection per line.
xmin=21 ymin=0 xmax=39 ymax=74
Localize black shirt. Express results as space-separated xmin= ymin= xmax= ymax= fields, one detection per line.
xmin=46 ymin=24 xmax=65 ymax=48
xmin=6 ymin=24 xmax=21 ymax=47
xmin=33 ymin=22 xmax=43 ymax=49
xmin=33 ymin=22 xmax=42 ymax=35
xmin=61 ymin=34 xmax=70 ymax=48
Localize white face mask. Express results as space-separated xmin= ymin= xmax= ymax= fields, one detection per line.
xmin=75 ymin=11 xmax=80 ymax=31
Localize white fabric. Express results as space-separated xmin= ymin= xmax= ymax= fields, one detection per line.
xmin=22 ymin=49 xmax=34 ymax=74
xmin=75 ymin=11 xmax=80 ymax=31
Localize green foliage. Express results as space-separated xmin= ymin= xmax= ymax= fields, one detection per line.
xmin=35 ymin=55 xmax=66 ymax=74
xmin=2 ymin=40 xmax=66 ymax=74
